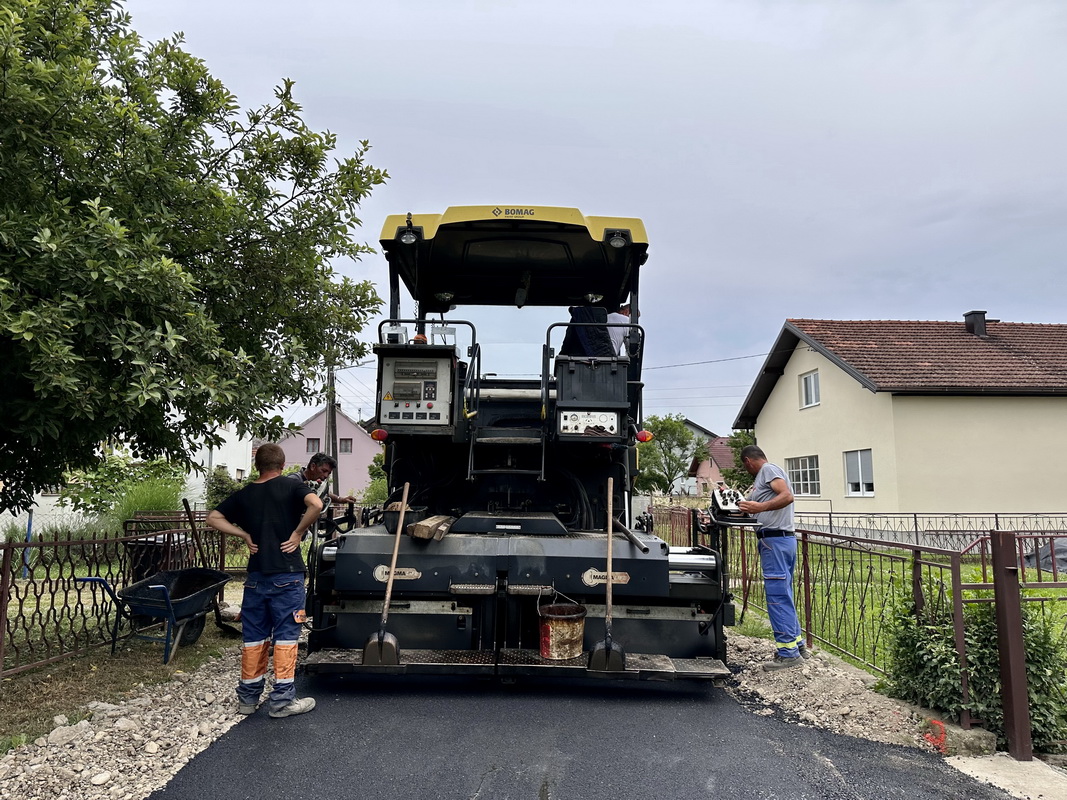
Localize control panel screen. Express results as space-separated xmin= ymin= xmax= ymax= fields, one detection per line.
xmin=394 ymin=361 xmax=438 ymax=378
xmin=379 ymin=357 xmax=452 ymax=427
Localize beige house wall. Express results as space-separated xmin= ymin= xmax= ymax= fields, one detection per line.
xmin=891 ymin=395 xmax=1067 ymax=512
xmin=751 ymin=342 xmax=1067 ymax=513
xmin=753 ymin=341 xmax=902 ymax=513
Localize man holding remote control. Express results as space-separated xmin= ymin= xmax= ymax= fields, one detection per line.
xmin=737 ymin=444 xmax=807 ymax=671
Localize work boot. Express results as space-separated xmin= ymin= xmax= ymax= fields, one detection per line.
xmin=269 ymin=697 xmax=316 ymax=718
xmin=762 ymin=653 xmax=803 ymax=672
xmin=798 ymin=642 xmax=813 ymax=660
xmin=238 ymin=701 xmax=259 ymax=715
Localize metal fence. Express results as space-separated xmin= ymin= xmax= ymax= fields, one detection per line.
xmin=0 ymin=526 xmax=205 ymax=678
xmin=795 ymin=511 xmax=1067 ymax=549
xmin=650 ymin=506 xmax=697 ymax=548
xmin=0 ymin=505 xmax=372 ymax=678
xmin=657 ymin=509 xmax=1067 ymax=757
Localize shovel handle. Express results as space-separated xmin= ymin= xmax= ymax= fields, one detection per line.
xmin=182 ymin=498 xmax=211 ymax=568
xmin=380 ymin=482 xmax=410 ymax=631
xmin=605 ymin=477 xmax=614 ymax=633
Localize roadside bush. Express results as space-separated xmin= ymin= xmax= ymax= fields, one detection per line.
xmin=59 ymin=456 xmax=187 ymax=517
xmin=204 ymin=466 xmax=247 ymax=508
xmin=359 ymin=477 xmax=387 ymax=507
xmin=885 ymin=596 xmax=1067 ymax=752
xmin=2 ymin=520 xmax=24 ymax=544
xmin=108 ymin=476 xmax=186 ymax=530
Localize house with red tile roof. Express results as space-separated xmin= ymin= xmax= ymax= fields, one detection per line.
xmin=733 ymin=311 xmax=1067 ymax=513
xmin=688 ymin=436 xmax=736 ymax=494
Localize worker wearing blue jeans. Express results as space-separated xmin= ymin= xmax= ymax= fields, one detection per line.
xmin=737 ymin=444 xmax=805 ymax=672
xmin=207 ymin=443 xmax=322 ymax=718
xmin=237 ymin=571 xmax=307 ymax=712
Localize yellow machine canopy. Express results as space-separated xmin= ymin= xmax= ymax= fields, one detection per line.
xmin=380 ymin=205 xmax=648 ymax=314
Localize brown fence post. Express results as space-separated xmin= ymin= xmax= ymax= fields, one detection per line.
xmin=799 ymin=530 xmax=812 ymax=646
xmin=0 ymin=545 xmax=12 ymax=676
xmin=990 ymin=529 xmax=1033 ymax=761
xmin=950 ymin=553 xmax=975 ymax=729
xmin=911 ymin=550 xmax=925 ymax=616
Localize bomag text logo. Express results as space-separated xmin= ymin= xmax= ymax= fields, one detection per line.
xmin=492 ymin=207 xmax=535 ymax=217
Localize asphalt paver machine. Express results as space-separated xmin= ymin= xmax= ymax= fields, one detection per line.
xmin=305 ymin=205 xmax=733 ymax=682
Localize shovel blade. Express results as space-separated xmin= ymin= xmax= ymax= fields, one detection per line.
xmin=362 ymin=632 xmax=400 ymax=666
xmin=588 ymin=640 xmax=625 ymax=672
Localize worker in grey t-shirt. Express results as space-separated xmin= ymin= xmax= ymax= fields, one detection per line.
xmin=738 ymin=444 xmax=805 ymax=671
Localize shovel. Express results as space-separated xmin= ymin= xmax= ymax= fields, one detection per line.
xmin=589 ymin=477 xmax=625 ymax=671
xmin=363 ymin=482 xmax=410 ymax=666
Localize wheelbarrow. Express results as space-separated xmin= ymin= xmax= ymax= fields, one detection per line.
xmin=79 ymin=567 xmax=232 ymax=664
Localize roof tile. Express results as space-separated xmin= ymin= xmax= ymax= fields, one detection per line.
xmin=788 ymin=319 xmax=1067 ymax=391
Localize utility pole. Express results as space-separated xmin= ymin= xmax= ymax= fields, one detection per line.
xmin=326 ymin=367 xmax=339 ymax=496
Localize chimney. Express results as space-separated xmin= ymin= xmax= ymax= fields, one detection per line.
xmin=964 ymin=310 xmax=988 ymax=338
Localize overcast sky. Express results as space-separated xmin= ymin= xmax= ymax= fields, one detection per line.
xmin=126 ymin=0 xmax=1067 ymax=436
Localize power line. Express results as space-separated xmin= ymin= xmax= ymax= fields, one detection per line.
xmin=644 ymin=402 xmax=744 ymax=408
xmin=643 ymin=384 xmax=751 ymax=391
xmin=643 ymin=352 xmax=768 ymax=371
xmin=335 ymin=374 xmax=375 ymax=405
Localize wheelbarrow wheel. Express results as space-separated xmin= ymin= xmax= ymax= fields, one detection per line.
xmin=178 ymin=614 xmax=207 ymax=647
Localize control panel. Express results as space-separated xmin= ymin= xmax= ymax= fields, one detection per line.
xmin=558 ymin=410 xmax=619 ymax=436
xmin=379 ymin=357 xmax=453 ymax=427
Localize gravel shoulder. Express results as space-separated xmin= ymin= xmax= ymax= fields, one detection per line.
xmin=728 ymin=634 xmax=1067 ymax=800
xmin=2 ymin=634 xmax=1065 ymax=800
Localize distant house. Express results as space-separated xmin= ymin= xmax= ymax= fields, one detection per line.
xmin=733 ymin=311 xmax=1067 ymax=513
xmin=18 ymin=425 xmax=253 ymax=528
xmin=688 ymin=436 xmax=736 ymax=495
xmin=187 ymin=424 xmax=254 ymax=505
xmin=274 ymin=407 xmax=381 ymax=496
xmin=673 ymin=419 xmax=717 ymax=495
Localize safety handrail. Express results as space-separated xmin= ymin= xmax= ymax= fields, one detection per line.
xmin=376 ymin=318 xmax=478 ymax=346
xmin=463 ymin=341 xmax=482 ymax=422
xmin=542 ymin=321 xmax=645 ymax=425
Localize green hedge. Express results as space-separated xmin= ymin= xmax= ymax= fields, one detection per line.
xmin=885 ymin=597 xmax=1067 ymax=752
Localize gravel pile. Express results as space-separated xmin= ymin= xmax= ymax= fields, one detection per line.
xmin=0 ymin=650 xmax=244 ymax=800
xmin=0 ymin=635 xmax=930 ymax=799
xmin=725 ymin=634 xmax=929 ymax=749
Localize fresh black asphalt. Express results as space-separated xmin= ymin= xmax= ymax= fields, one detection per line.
xmin=146 ymin=674 xmax=1010 ymax=800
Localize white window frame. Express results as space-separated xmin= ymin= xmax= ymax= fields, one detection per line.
xmin=785 ymin=455 xmax=820 ymax=496
xmin=339 ymin=438 xmax=353 ymax=454
xmin=306 ymin=438 xmax=320 ymax=454
xmin=800 ymin=370 xmax=820 ymax=409
xmin=844 ymin=449 xmax=875 ymax=497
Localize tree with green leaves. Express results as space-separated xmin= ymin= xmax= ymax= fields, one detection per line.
xmin=0 ymin=0 xmax=386 ymax=512
xmin=634 ymin=414 xmax=708 ymax=495
xmin=720 ymin=429 xmax=756 ymax=490
xmin=360 ymin=451 xmax=387 ymax=506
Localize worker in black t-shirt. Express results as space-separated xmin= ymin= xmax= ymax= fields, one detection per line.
xmin=207 ymin=443 xmax=322 ymax=719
